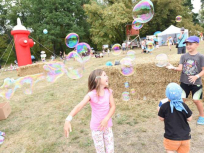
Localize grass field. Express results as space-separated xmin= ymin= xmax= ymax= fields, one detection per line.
xmin=0 ymin=42 xmax=204 ymax=153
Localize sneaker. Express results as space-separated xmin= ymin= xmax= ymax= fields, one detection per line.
xmin=197 ymin=116 xmax=204 ymax=125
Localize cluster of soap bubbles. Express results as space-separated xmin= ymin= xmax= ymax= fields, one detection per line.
xmin=64 ymin=33 xmax=92 ymax=79
xmin=0 ymin=32 xmax=92 ymax=100
xmin=107 ymin=50 xmax=136 ymax=76
xmin=0 ymin=60 xmax=84 ymax=100
xmin=132 ymin=0 xmax=154 ymax=30
xmin=176 ymin=15 xmax=182 ymax=22
xmin=121 ymin=82 xmax=136 ymax=101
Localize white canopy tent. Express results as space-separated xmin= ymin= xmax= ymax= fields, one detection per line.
xmin=157 ymin=25 xmax=189 ymax=46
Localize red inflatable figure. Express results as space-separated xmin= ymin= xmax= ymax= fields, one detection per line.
xmin=11 ymin=18 xmax=34 ymax=66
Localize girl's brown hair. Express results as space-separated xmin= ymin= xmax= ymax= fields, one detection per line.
xmin=88 ymin=69 xmax=108 ymax=96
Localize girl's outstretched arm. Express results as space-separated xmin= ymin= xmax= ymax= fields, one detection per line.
xmin=99 ymin=92 xmax=116 ymax=130
xmin=64 ymin=94 xmax=90 ymax=138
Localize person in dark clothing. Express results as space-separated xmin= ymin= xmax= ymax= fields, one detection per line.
xmin=158 ymin=83 xmax=192 ymax=153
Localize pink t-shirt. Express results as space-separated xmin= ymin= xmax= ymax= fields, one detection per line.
xmin=88 ymin=88 xmax=113 ymax=130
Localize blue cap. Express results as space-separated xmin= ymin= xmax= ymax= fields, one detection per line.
xmin=183 ymin=36 xmax=200 ymax=44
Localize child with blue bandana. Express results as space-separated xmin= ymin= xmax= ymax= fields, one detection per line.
xmin=158 ymin=83 xmax=192 ymax=153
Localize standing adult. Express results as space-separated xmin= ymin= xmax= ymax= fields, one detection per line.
xmin=177 ymin=27 xmax=187 ymax=54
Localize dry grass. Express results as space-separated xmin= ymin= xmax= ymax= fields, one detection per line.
xmin=0 ymin=42 xmax=204 ymax=153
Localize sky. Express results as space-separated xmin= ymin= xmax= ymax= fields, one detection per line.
xmin=192 ymin=0 xmax=202 ymax=13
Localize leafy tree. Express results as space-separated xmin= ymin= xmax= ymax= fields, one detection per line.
xmin=5 ymin=0 xmax=92 ymax=60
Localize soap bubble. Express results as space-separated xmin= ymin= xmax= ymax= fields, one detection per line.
xmin=176 ymin=15 xmax=182 ymax=22
xmin=43 ymin=29 xmax=48 ymax=34
xmin=18 ymin=74 xmax=45 ymax=95
xmin=0 ymin=74 xmax=45 ymax=99
xmin=124 ymin=82 xmax=129 ymax=88
xmin=0 ymin=78 xmax=17 ymax=99
xmin=122 ymin=91 xmax=130 ymax=101
xmin=132 ymin=18 xmax=143 ymax=30
xmin=131 ymin=89 xmax=136 ymax=95
xmin=133 ymin=0 xmax=154 ymax=23
xmin=112 ymin=44 xmax=122 ymax=55
xmin=18 ymin=77 xmax=34 ymax=95
xmin=64 ymin=51 xmax=84 ymax=79
xmin=120 ymin=58 xmax=134 ymax=76
xmin=65 ymin=33 xmax=79 ymax=48
xmin=75 ymin=43 xmax=91 ymax=63
xmin=126 ymin=50 xmax=136 ymax=60
xmin=43 ymin=63 xmax=65 ymax=83
xmin=155 ymin=53 xmax=169 ymax=67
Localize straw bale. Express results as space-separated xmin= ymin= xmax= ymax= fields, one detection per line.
xmin=103 ymin=54 xmax=199 ymax=101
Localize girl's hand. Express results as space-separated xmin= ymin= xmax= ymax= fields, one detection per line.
xmin=64 ymin=121 xmax=72 ymax=138
xmin=188 ymin=76 xmax=197 ymax=84
xmin=99 ymin=117 xmax=109 ymax=131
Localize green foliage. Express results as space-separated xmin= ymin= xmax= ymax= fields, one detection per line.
xmin=84 ymin=0 xmax=133 ymax=49
xmin=0 ymin=0 xmax=92 ymax=64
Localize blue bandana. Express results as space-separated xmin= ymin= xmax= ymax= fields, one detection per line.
xmin=165 ymin=83 xmax=188 ymax=114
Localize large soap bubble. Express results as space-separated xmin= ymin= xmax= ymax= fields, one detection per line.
xmin=75 ymin=42 xmax=91 ymax=63
xmin=65 ymin=33 xmax=79 ymax=48
xmin=112 ymin=44 xmax=122 ymax=55
xmin=155 ymin=53 xmax=169 ymax=67
xmin=64 ymin=51 xmax=84 ymax=79
xmin=132 ymin=18 xmax=143 ymax=30
xmin=133 ymin=0 xmax=154 ymax=23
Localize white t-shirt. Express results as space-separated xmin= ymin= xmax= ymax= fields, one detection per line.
xmin=122 ymin=43 xmax=126 ymax=48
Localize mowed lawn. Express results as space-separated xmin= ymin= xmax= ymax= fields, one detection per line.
xmin=0 ymin=42 xmax=204 ymax=153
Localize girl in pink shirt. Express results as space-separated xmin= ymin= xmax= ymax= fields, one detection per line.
xmin=64 ymin=69 xmax=116 ymax=153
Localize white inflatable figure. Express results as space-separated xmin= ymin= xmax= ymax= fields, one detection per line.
xmin=41 ymin=51 xmax=46 ymax=62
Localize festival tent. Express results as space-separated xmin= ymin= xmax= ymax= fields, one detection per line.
xmin=157 ymin=25 xmax=189 ymax=46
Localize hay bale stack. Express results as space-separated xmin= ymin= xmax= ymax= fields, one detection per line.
xmin=17 ymin=63 xmax=45 ymax=77
xmin=104 ymin=54 xmax=199 ymax=101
